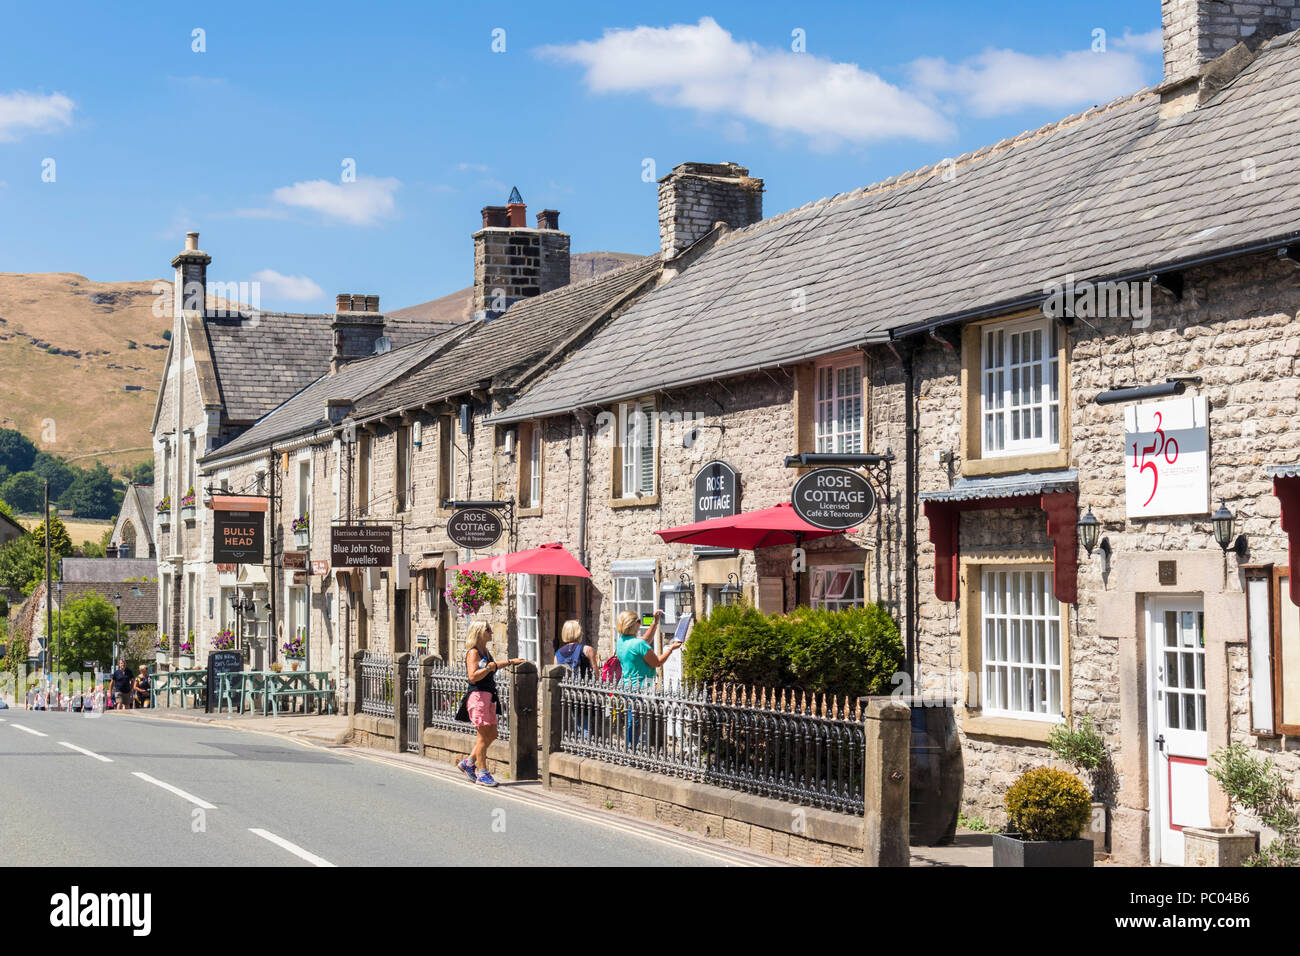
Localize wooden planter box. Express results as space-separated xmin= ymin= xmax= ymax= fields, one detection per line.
xmin=992 ymin=833 xmax=1094 ymax=867
xmin=1184 ymin=827 xmax=1257 ymax=867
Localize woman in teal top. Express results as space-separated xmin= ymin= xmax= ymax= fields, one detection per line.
xmin=614 ymin=609 xmax=682 ymax=687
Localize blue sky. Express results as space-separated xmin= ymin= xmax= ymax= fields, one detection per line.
xmin=0 ymin=0 xmax=1164 ymax=312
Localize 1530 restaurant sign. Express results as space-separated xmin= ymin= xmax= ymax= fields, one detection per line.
xmin=1124 ymin=396 xmax=1209 ymax=519
xmin=212 ymin=509 xmax=264 ymax=564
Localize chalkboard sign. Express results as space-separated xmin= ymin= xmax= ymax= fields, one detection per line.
xmin=206 ymin=650 xmax=244 ymax=713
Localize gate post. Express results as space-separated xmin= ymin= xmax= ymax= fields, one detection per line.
xmin=417 ymin=654 xmax=440 ymax=758
xmin=348 ymin=649 xmax=365 ymax=724
xmin=394 ymin=653 xmax=411 ymax=754
xmin=508 ymin=661 xmax=539 ymax=781
xmin=539 ymin=665 xmax=566 ymax=789
xmin=862 ymin=696 xmax=911 ymax=867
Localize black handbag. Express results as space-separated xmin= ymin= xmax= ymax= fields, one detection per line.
xmin=454 ymin=693 xmax=470 ymax=722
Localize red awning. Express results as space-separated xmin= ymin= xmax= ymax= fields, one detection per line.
xmin=449 ymin=542 xmax=591 ymax=578
xmin=208 ymin=494 xmax=269 ymax=513
xmin=654 ymin=502 xmax=849 ymax=550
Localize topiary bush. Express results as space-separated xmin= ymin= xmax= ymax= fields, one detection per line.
xmin=682 ymin=601 xmax=904 ymax=701
xmin=1004 ymin=767 xmax=1092 ymax=842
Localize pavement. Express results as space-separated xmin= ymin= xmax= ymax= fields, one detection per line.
xmin=3 ymin=701 xmax=1002 ymax=866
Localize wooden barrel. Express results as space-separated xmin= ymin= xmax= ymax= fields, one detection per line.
xmin=900 ymin=698 xmax=963 ymax=846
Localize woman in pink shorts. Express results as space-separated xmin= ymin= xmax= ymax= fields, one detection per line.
xmin=458 ymin=622 xmax=524 ymax=787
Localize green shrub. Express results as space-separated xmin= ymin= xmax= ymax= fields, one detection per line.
xmin=1004 ymin=767 xmax=1091 ymax=841
xmin=1209 ymin=743 xmax=1300 ymax=867
xmin=682 ymin=602 xmax=903 ymax=700
xmin=1047 ymin=715 xmax=1108 ymax=772
xmin=785 ymin=605 xmax=902 ymax=699
xmin=682 ymin=603 xmax=792 ymax=689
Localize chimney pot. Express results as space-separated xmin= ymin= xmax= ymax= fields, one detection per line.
xmin=185 ymin=231 xmax=199 ymax=251
xmin=481 ymin=206 xmax=508 ymax=228
xmin=536 ymin=209 xmax=560 ymax=230
xmin=336 ymin=293 xmax=352 ymax=312
xmin=365 ymin=294 xmax=380 ymax=313
xmin=506 ymin=202 xmax=527 ymax=228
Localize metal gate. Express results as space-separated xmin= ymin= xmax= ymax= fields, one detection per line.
xmin=404 ymin=656 xmax=420 ymax=753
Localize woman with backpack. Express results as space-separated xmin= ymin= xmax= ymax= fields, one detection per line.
xmin=554 ymin=620 xmax=596 ymax=677
xmin=457 ymin=621 xmax=524 ymax=788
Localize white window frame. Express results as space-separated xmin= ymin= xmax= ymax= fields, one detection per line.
xmin=287 ymin=583 xmax=308 ymax=645
xmin=980 ymin=316 xmax=1060 ymax=458
xmin=529 ymin=422 xmax=542 ymax=508
xmin=619 ymin=400 xmax=656 ymax=498
xmin=979 ymin=566 xmax=1064 ymax=721
xmin=810 ymin=565 xmax=864 ymax=612
xmin=612 ymin=571 xmax=656 ymax=643
xmin=332 ymin=439 xmax=341 ymax=520
xmin=518 ymin=573 xmax=539 ymax=666
xmin=296 ymin=453 xmax=311 ymax=522
xmin=814 ymin=357 xmax=863 ymax=454
xmin=395 ymin=425 xmax=411 ymax=514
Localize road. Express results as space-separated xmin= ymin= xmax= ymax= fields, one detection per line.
xmin=0 ymin=710 xmax=759 ymax=867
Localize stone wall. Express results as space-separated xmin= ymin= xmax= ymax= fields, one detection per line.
xmin=472 ymin=227 xmax=570 ymax=313
xmin=657 ymin=162 xmax=763 ymax=259
xmin=1162 ymin=0 xmax=1300 ymax=84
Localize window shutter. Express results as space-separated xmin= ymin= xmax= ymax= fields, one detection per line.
xmin=621 ymin=406 xmax=636 ymax=495
xmin=638 ymin=400 xmax=655 ymax=494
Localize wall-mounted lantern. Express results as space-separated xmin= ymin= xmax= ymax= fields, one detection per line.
xmin=1211 ymin=500 xmax=1248 ymax=560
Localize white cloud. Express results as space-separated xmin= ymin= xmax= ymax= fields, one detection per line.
xmin=271 ymin=175 xmax=400 ymax=226
xmin=910 ymin=46 xmax=1150 ymax=117
xmin=1114 ymin=29 xmax=1163 ymax=55
xmin=456 ymin=162 xmax=489 ymax=173
xmin=0 ymin=91 xmax=75 ymax=142
xmin=540 ymin=17 xmax=952 ymax=145
xmin=251 ymin=269 xmax=324 ymax=302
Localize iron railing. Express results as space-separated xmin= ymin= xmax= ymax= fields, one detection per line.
xmin=425 ymin=658 xmax=510 ymax=741
xmin=403 ymin=656 xmax=420 ymax=752
xmin=559 ymin=677 xmax=866 ymax=814
xmin=359 ymin=651 xmax=394 ymax=718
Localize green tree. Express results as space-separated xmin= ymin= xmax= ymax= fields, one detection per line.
xmin=0 ymin=428 xmax=37 ymax=474
xmin=130 ymin=460 xmax=154 ymax=485
xmin=59 ymin=463 xmax=124 ymax=519
xmin=0 ymin=496 xmax=12 ymax=519
xmin=32 ymin=453 xmax=77 ymax=499
xmin=33 ymin=514 xmax=74 ymax=560
xmin=0 ymin=534 xmax=44 ymax=596
xmin=56 ymin=592 xmax=118 ymax=674
xmin=0 ymin=471 xmax=45 ymax=512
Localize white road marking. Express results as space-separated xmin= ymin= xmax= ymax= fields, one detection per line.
xmin=248 ymin=828 xmax=335 ymax=867
xmin=11 ymin=723 xmax=48 ymax=737
xmin=132 ymin=772 xmax=217 ymax=809
xmin=59 ymin=741 xmax=112 ymax=762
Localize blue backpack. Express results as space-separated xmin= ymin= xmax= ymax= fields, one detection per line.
xmin=556 ymin=642 xmax=587 ymax=674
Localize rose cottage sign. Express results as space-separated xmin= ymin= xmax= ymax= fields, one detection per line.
xmin=791 ymin=467 xmax=876 ymax=531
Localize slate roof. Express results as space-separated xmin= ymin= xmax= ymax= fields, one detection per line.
xmin=203 ymin=311 xmax=462 ymax=423
xmin=209 ymin=328 xmax=468 ymax=460
xmin=61 ymin=558 xmax=159 ymax=584
xmin=351 ymin=254 xmax=662 ymax=419
xmin=59 ymin=580 xmax=158 ymax=627
xmin=494 ymin=32 xmax=1300 ymax=423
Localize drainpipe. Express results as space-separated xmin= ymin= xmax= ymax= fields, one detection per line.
xmin=576 ymin=412 xmax=592 ymax=649
xmin=903 ymin=344 xmax=918 ymax=684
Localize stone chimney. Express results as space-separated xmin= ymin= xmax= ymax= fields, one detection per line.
xmin=1161 ymin=0 xmax=1300 ymax=116
xmin=658 ymin=162 xmax=763 ymax=260
xmin=330 ymin=292 xmax=386 ymax=373
xmin=171 ymin=230 xmax=211 ymax=316
xmin=472 ymin=187 xmax=570 ymax=319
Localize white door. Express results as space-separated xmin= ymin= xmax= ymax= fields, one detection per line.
xmin=1147 ymin=598 xmax=1210 ymax=865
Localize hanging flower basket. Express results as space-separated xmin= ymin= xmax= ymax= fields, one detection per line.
xmin=292 ymin=513 xmax=310 ymax=548
xmin=180 ymin=487 xmax=197 ymax=522
xmin=444 ymin=570 xmax=504 ymax=617
xmin=157 ymin=496 xmax=172 ymax=528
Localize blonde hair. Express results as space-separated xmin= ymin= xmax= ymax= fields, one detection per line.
xmin=466 ymin=621 xmax=492 ymax=653
xmin=561 ymin=620 xmax=583 ymax=645
xmin=615 ymin=610 xmax=639 ymax=636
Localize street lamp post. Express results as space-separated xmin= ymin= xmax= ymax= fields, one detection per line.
xmin=113 ymin=592 xmax=122 ymax=674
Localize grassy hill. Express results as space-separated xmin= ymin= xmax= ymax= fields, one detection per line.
xmin=0 ymin=251 xmax=646 ymax=471
xmin=0 ymin=273 xmax=170 ymax=473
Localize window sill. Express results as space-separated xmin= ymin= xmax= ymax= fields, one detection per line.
xmin=962 ymin=447 xmax=1069 ymax=478
xmin=517 ymin=506 xmax=542 ymax=518
xmin=961 ymin=711 xmax=1062 ymax=743
xmin=610 ymin=495 xmax=659 ymax=509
